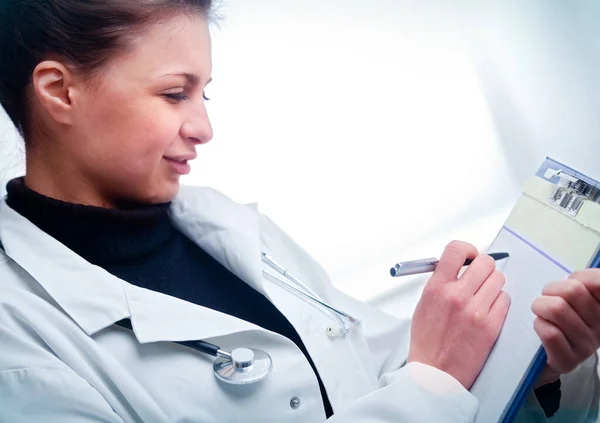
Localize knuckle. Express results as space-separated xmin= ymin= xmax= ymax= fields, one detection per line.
xmin=479 ymin=254 xmax=496 ymax=272
xmin=501 ymin=291 xmax=512 ymax=310
xmin=564 ymin=279 xmax=586 ymax=299
xmin=492 ymin=270 xmax=506 ymax=285
xmin=547 ymin=298 xmax=568 ymax=319
xmin=568 ymin=270 xmax=584 ymax=281
xmin=446 ymin=290 xmax=467 ymax=311
xmin=422 ymin=283 xmax=439 ymax=299
xmin=569 ymin=269 xmax=591 ymax=281
xmin=570 ymin=269 xmax=600 ymax=286
xmin=468 ymin=307 xmax=483 ymax=321
xmin=445 ymin=241 xmax=464 ymax=255
xmin=531 ymin=297 xmax=543 ymax=314
xmin=533 ymin=316 xmax=544 ymax=335
xmin=494 ymin=293 xmax=510 ymax=316
xmin=446 ymin=240 xmax=475 ymax=255
xmin=499 ymin=289 xmax=511 ymax=303
xmin=448 ymin=240 xmax=465 ymax=249
xmin=469 ymin=308 xmax=487 ymax=328
xmin=543 ymin=324 xmax=563 ymax=344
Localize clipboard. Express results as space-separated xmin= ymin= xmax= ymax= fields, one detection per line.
xmin=470 ymin=158 xmax=600 ymax=423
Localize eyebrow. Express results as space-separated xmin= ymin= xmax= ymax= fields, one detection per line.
xmin=164 ymin=72 xmax=212 ymax=86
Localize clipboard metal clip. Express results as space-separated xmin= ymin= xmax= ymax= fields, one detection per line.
xmin=544 ymin=169 xmax=600 ymax=217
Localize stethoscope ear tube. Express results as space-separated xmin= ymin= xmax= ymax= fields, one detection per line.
xmin=178 ymin=340 xmax=221 ymax=357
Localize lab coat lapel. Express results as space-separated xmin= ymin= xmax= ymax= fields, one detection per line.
xmin=0 ymin=200 xmax=131 ymax=336
xmin=169 ymin=186 xmax=265 ymax=296
xmin=124 ymin=283 xmax=262 ymax=344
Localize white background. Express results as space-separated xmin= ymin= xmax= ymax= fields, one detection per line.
xmin=1 ymin=0 xmax=599 ymax=317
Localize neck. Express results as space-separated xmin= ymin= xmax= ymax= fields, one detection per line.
xmin=25 ymin=144 xmax=117 ymax=209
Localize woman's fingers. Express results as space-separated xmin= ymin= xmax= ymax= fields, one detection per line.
xmin=532 ymin=270 xmax=600 ymax=379
xmin=474 ymin=270 xmax=506 ymax=311
xmin=542 ymin=279 xmax=600 ymax=331
xmin=460 ymin=254 xmax=498 ymax=296
xmin=532 ymin=295 xmax=596 ymax=355
xmin=432 ymin=241 xmax=479 ymax=284
xmin=534 ymin=317 xmax=579 ymax=374
xmin=489 ymin=290 xmax=511 ymax=326
xmin=570 ymin=269 xmax=600 ymax=303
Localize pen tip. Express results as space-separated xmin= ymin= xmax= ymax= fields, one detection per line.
xmin=390 ymin=268 xmax=397 ymax=277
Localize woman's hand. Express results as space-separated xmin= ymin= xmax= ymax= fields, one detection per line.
xmin=408 ymin=241 xmax=511 ymax=389
xmin=532 ymin=268 xmax=600 ymax=386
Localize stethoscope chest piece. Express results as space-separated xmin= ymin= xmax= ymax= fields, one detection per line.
xmin=213 ymin=348 xmax=273 ymax=385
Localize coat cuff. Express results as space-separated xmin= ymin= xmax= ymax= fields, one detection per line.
xmin=384 ymin=362 xmax=479 ymax=420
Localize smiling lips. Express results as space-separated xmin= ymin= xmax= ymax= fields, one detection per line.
xmin=164 ymin=154 xmax=196 ymax=175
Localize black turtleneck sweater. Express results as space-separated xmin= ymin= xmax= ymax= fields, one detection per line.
xmin=5 ymin=178 xmax=334 ymax=418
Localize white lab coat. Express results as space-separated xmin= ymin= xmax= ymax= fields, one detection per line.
xmin=0 ymin=185 xmax=556 ymax=422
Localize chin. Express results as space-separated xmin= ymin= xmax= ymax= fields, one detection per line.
xmin=153 ymin=181 xmax=181 ymax=204
xmin=131 ymin=180 xmax=180 ymax=205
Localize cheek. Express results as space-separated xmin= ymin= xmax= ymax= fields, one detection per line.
xmin=116 ymin=115 xmax=181 ymax=179
xmin=130 ymin=115 xmax=180 ymax=155
xmin=82 ymin=95 xmax=180 ymax=163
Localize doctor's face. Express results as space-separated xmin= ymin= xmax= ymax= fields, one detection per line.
xmin=66 ymin=14 xmax=213 ymax=206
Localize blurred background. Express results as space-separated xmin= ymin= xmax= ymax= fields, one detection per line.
xmin=1 ymin=0 xmax=599 ymax=317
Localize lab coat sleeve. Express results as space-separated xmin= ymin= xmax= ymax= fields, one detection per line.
xmin=324 ymin=361 xmax=479 ymax=422
xmin=0 ymin=368 xmax=125 ymax=423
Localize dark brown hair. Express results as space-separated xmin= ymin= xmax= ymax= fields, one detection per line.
xmin=0 ymin=0 xmax=214 ymax=136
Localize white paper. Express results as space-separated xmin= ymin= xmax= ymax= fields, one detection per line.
xmin=471 ymin=227 xmax=570 ymax=423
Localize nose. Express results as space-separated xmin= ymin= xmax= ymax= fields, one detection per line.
xmin=180 ymin=101 xmax=214 ymax=145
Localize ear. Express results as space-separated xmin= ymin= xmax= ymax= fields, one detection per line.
xmin=32 ymin=60 xmax=76 ymax=125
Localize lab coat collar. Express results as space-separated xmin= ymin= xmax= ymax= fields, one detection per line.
xmin=169 ymin=185 xmax=265 ymax=296
xmin=0 ymin=186 xmax=265 ymax=342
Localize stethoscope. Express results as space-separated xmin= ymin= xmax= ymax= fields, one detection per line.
xmin=181 ymin=251 xmax=362 ymax=386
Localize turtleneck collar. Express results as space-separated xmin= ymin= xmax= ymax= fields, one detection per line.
xmin=5 ymin=177 xmax=174 ymax=265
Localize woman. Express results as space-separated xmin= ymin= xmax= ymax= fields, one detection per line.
xmin=0 ymin=1 xmax=599 ymax=422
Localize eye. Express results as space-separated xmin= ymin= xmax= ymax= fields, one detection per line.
xmin=163 ymin=91 xmax=189 ymax=102
xmin=203 ymin=91 xmax=210 ymax=101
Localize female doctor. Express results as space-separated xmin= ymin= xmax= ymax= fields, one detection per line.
xmin=1 ymin=1 xmax=600 ymax=422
